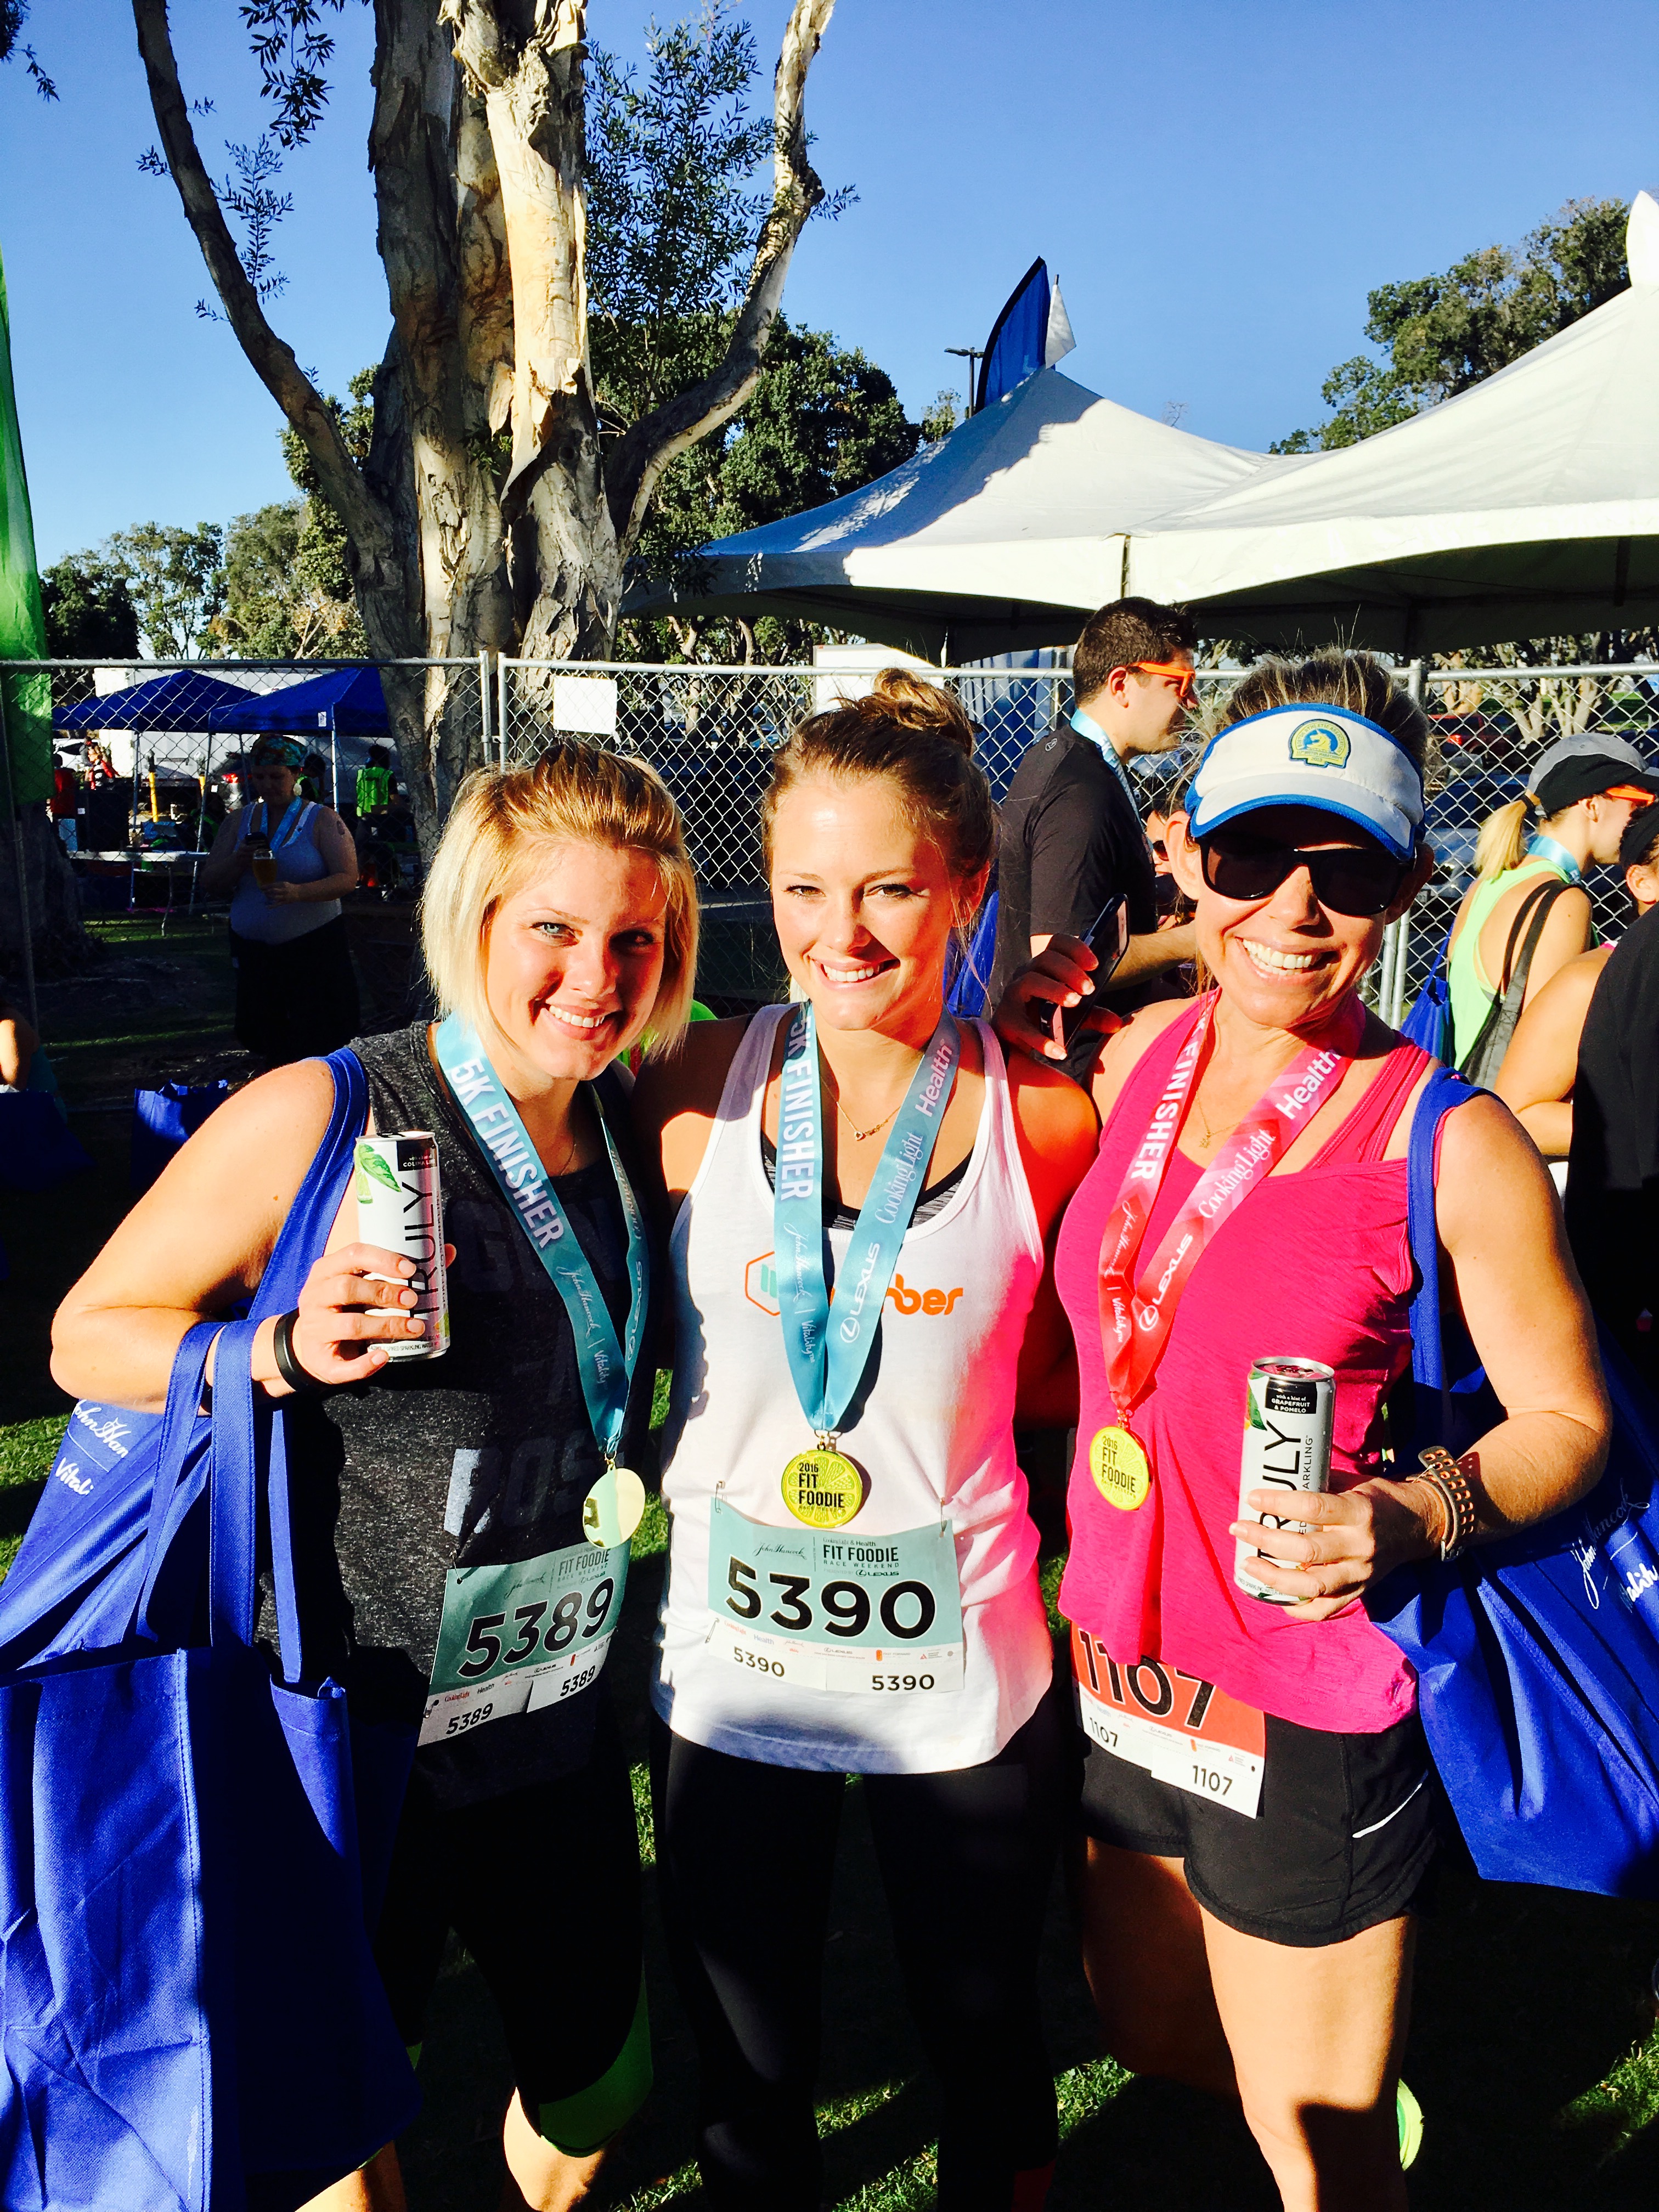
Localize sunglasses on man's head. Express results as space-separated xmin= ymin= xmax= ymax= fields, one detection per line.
xmin=1127 ymin=659 xmax=1197 ymax=705
xmin=1199 ymin=830 xmax=1409 ymax=918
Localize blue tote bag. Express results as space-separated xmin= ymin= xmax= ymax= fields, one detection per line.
xmin=1367 ymin=1066 xmax=1659 ymax=1897
xmin=0 ymin=1059 xmax=419 ymax=2210
xmin=132 ymin=1080 xmax=231 ymax=1194
xmin=0 ymin=1051 xmax=365 ymax=1674
xmin=1397 ymin=924 xmax=1453 ymax=1058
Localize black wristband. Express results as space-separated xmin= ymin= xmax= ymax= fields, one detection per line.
xmin=272 ymin=1308 xmax=330 ymax=1396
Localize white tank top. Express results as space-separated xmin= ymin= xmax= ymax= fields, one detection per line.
xmin=652 ymin=1006 xmax=1054 ymax=1774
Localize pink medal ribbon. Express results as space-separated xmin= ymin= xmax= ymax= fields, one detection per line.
xmin=1097 ymin=992 xmax=1362 ymax=1421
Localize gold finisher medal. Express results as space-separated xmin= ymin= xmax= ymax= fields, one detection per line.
xmin=1090 ymin=1426 xmax=1151 ymax=1511
xmin=583 ymin=1466 xmax=647 ymax=1548
xmin=781 ymin=1445 xmax=868 ymax=1529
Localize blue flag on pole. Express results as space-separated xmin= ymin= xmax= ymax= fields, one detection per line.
xmin=976 ymin=258 xmax=1077 ymax=411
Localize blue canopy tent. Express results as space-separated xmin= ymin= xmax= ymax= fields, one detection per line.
xmin=207 ymin=667 xmax=394 ymax=812
xmin=54 ymin=667 xmax=264 ymax=736
xmin=54 ymin=669 xmax=287 ymax=889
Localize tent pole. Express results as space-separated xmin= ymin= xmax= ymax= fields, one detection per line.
xmin=191 ymin=734 xmax=212 ymax=916
xmin=0 ymin=679 xmax=38 ymax=1032
xmin=330 ymin=720 xmax=338 ymax=815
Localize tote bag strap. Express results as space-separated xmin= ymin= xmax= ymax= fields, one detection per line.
xmin=207 ymin=1317 xmax=263 ymax=1650
xmin=131 ymin=1320 xmax=223 ymax=1641
xmin=253 ymin=1048 xmax=369 ymax=1319
xmin=1406 ymin=1064 xmax=1482 ymax=1441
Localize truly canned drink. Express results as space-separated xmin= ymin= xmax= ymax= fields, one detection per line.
xmin=1234 ymin=1357 xmax=1334 ymax=1605
xmin=353 ymin=1133 xmax=450 ymax=1362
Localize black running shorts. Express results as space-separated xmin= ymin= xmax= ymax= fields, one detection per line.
xmin=1076 ymin=1706 xmax=1439 ymax=1947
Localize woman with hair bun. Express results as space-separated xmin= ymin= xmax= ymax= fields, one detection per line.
xmin=999 ymin=650 xmax=1609 ymax=2209
xmin=634 ymin=671 xmax=1098 ymax=2212
xmin=1441 ymin=735 xmax=1659 ymax=1082
xmin=55 ymin=742 xmax=696 ymax=2211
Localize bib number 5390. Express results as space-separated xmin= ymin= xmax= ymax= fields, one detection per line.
xmin=724 ymin=1555 xmax=938 ymax=1642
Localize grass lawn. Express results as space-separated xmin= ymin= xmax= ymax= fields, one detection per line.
xmin=5 ymin=928 xmax=1659 ymax=2207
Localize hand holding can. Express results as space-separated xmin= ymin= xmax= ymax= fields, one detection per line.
xmin=353 ymin=1135 xmax=451 ymax=1362
xmin=1233 ymin=1359 xmax=1334 ymax=1606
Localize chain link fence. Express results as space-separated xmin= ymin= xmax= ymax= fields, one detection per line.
xmin=503 ymin=656 xmax=1659 ymax=1018
xmin=18 ymin=657 xmax=488 ymax=919
xmin=32 ymin=650 xmax=1650 ymax=1018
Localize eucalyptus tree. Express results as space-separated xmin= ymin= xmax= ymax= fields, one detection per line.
xmin=7 ymin=0 xmax=839 ymax=846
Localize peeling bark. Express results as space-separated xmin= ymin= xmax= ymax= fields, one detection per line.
xmin=131 ymin=0 xmax=837 ymax=848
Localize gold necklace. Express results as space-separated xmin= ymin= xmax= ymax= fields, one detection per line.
xmin=822 ymin=1069 xmax=906 ymax=1144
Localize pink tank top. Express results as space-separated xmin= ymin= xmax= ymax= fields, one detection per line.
xmin=1055 ymin=999 xmax=1431 ymax=1735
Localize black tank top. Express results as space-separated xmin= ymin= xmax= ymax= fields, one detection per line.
xmin=285 ymin=1023 xmax=657 ymax=1810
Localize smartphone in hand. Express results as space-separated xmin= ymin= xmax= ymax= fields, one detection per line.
xmin=1053 ymin=895 xmax=1131 ymax=1050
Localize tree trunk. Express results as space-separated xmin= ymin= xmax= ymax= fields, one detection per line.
xmin=134 ymin=0 xmax=837 ymax=850
xmin=0 ymin=806 xmax=89 ymax=987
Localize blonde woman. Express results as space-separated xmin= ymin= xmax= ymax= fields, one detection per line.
xmin=1442 ymin=735 xmax=1658 ymax=1081
xmin=53 ymin=743 xmax=698 ymax=2212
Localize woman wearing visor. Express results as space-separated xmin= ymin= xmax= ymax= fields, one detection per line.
xmin=1000 ymin=654 xmax=1609 ymax=2211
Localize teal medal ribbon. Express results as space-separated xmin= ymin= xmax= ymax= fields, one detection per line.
xmin=258 ymin=794 xmax=309 ymax=853
xmin=1527 ymin=833 xmax=1583 ymax=886
xmin=772 ymin=1003 xmax=958 ymax=1517
xmin=433 ymin=1014 xmax=649 ymax=1505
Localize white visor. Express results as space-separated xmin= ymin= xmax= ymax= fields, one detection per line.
xmin=1186 ymin=705 xmax=1424 ymax=862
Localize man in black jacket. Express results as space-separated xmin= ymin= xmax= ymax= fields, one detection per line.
xmin=989 ymin=599 xmax=1199 ymax=1073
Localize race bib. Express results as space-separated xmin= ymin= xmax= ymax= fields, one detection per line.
xmin=706 ymin=1493 xmax=964 ymax=1694
xmin=1070 ymin=1623 xmax=1265 ymax=1819
xmin=420 ymin=1537 xmax=629 ymax=1746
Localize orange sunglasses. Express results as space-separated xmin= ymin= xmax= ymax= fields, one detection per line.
xmin=1127 ymin=659 xmax=1198 ymax=704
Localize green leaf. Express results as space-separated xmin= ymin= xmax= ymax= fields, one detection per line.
xmin=354 ymin=1142 xmax=399 ymax=1193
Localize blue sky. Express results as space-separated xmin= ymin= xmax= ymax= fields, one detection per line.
xmin=3 ymin=0 xmax=1657 ymax=566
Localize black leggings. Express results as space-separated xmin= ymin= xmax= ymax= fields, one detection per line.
xmin=651 ymin=1679 xmax=1068 ymax=2212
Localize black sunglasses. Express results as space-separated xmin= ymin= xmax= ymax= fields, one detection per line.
xmin=1199 ymin=831 xmax=1408 ymax=919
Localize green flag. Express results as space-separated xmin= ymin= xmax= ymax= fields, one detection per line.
xmin=0 ymin=239 xmax=51 ymax=805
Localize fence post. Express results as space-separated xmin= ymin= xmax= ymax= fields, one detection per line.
xmin=1372 ymin=659 xmax=1429 ymax=1027
xmin=478 ymin=650 xmax=495 ymax=766
xmin=496 ymin=657 xmax=510 ymax=770
xmin=0 ymin=678 xmax=38 ymax=1031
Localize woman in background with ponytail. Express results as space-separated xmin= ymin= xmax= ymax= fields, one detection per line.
xmin=635 ymin=671 xmax=1098 ymax=2212
xmin=1443 ymin=735 xmax=1659 ymax=1081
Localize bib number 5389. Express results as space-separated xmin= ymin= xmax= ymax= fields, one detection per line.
xmin=458 ymin=1576 xmax=616 ymax=1678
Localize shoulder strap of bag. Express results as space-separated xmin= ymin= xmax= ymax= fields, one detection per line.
xmin=1456 ymin=879 xmax=1564 ymax=1080
xmin=252 ymin=1047 xmax=368 ymax=1318
xmin=1407 ymin=1064 xmax=1492 ymax=1446
xmin=124 ymin=1322 xmax=218 ymax=1644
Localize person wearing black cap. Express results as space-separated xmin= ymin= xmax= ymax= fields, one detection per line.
xmin=1495 ymin=805 xmax=1659 ymax=1183
xmin=1565 ymin=798 xmax=1659 ymax=1384
xmin=1443 ymin=736 xmax=1659 ymax=1084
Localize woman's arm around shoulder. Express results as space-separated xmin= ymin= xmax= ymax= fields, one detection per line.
xmin=53 ymin=1059 xmax=339 ymax=1412
xmin=1436 ymin=1089 xmax=1610 ymax=1525
xmin=631 ymin=1014 xmax=756 ymax=1210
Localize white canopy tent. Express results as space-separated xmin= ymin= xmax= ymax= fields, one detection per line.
xmin=628 ymin=195 xmax=1659 ymax=657
xmin=625 ymin=365 xmax=1297 ymax=659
